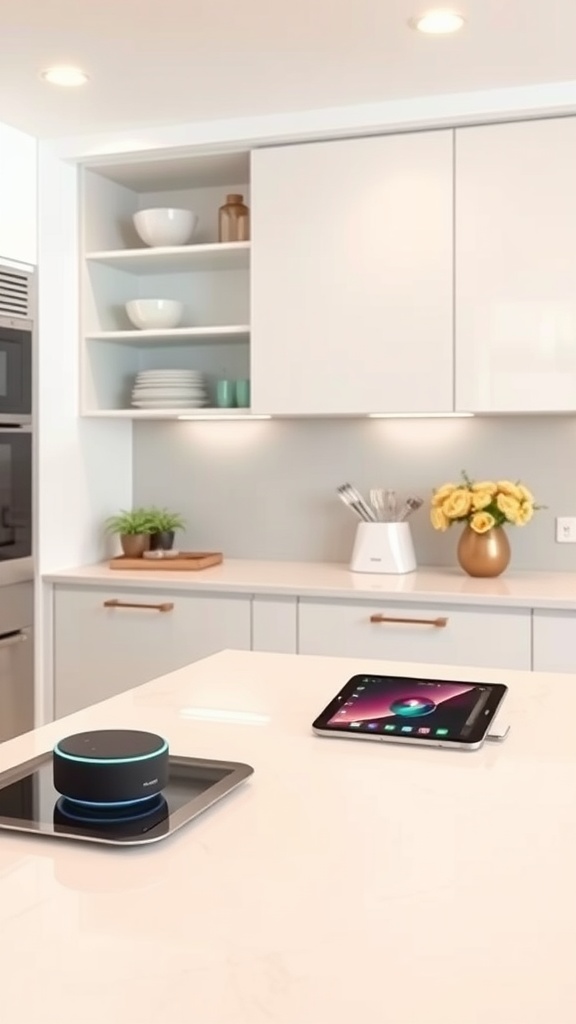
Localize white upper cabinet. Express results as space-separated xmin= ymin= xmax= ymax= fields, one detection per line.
xmin=456 ymin=118 xmax=576 ymax=413
xmin=251 ymin=132 xmax=454 ymax=415
xmin=0 ymin=123 xmax=36 ymax=266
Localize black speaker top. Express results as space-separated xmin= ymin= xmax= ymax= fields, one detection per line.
xmin=55 ymin=729 xmax=167 ymax=764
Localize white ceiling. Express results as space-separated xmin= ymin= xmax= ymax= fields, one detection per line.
xmin=2 ymin=0 xmax=575 ymax=139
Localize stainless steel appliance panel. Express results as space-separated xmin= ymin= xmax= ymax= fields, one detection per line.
xmin=0 ymin=315 xmax=32 ymax=423
xmin=0 ymin=626 xmax=33 ymax=743
xmin=0 ymin=428 xmax=32 ymax=562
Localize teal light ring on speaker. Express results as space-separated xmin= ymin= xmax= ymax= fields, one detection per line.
xmin=53 ymin=739 xmax=169 ymax=766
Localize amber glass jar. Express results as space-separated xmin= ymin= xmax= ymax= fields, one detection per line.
xmin=218 ymin=194 xmax=249 ymax=242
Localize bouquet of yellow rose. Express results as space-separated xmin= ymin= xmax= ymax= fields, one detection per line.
xmin=430 ymin=471 xmax=540 ymax=534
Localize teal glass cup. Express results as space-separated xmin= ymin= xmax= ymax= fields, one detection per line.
xmin=235 ymin=379 xmax=250 ymax=408
xmin=215 ymin=380 xmax=235 ymax=408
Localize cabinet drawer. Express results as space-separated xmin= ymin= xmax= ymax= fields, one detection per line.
xmin=532 ymin=610 xmax=576 ymax=674
xmin=298 ymin=599 xmax=530 ymax=671
xmin=54 ymin=585 xmax=251 ymax=718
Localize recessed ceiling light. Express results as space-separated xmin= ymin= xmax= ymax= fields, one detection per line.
xmin=40 ymin=66 xmax=89 ymax=87
xmin=412 ymin=9 xmax=465 ymax=34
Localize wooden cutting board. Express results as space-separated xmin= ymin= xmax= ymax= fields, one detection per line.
xmin=109 ymin=552 xmax=223 ymax=571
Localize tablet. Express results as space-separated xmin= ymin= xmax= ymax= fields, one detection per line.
xmin=312 ymin=673 xmax=508 ymax=751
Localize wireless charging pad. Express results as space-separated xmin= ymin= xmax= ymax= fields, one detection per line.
xmin=0 ymin=751 xmax=253 ymax=846
xmin=53 ymin=729 xmax=169 ymax=806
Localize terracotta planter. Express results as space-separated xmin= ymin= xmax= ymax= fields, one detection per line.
xmin=120 ymin=533 xmax=150 ymax=558
xmin=457 ymin=525 xmax=511 ymax=578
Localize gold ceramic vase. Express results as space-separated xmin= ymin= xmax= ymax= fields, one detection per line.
xmin=457 ymin=524 xmax=511 ymax=578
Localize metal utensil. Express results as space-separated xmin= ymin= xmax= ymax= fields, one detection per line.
xmin=337 ymin=483 xmax=377 ymax=523
xmin=396 ymin=496 xmax=423 ymax=522
xmin=370 ymin=488 xmax=385 ymax=521
xmin=337 ymin=487 xmax=371 ymax=522
xmin=384 ymin=489 xmax=397 ymax=522
xmin=342 ymin=483 xmax=377 ymax=523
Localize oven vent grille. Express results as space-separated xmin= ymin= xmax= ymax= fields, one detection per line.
xmin=0 ymin=269 xmax=30 ymax=318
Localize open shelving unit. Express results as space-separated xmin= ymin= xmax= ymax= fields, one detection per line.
xmin=85 ymin=241 xmax=250 ymax=275
xmin=85 ymin=325 xmax=250 ymax=345
xmin=80 ymin=151 xmax=253 ymax=418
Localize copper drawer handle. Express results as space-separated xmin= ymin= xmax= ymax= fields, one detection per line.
xmin=370 ymin=614 xmax=448 ymax=628
xmin=103 ymin=599 xmax=174 ymax=613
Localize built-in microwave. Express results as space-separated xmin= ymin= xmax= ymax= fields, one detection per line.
xmin=0 ymin=267 xmax=34 ymax=565
xmin=0 ymin=426 xmax=32 ymax=561
xmin=0 ymin=315 xmax=32 ymax=424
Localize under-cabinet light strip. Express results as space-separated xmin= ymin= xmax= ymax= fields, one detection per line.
xmin=175 ymin=413 xmax=474 ymax=421
xmin=368 ymin=412 xmax=474 ymax=419
xmin=177 ymin=414 xmax=272 ymax=421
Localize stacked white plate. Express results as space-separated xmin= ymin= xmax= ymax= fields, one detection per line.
xmin=131 ymin=369 xmax=208 ymax=409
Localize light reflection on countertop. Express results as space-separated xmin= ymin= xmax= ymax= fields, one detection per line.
xmin=44 ymin=558 xmax=576 ymax=609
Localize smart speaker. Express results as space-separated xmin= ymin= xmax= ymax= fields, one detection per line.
xmin=53 ymin=729 xmax=169 ymax=806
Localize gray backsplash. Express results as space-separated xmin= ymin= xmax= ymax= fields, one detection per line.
xmin=133 ymin=416 xmax=573 ymax=570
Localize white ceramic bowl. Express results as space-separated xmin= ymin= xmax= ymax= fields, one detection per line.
xmin=133 ymin=208 xmax=198 ymax=247
xmin=125 ymin=299 xmax=184 ymax=330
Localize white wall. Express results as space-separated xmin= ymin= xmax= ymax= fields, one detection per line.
xmin=133 ymin=416 xmax=571 ymax=572
xmin=35 ymin=144 xmax=133 ymax=719
xmin=36 ymin=146 xmax=133 ymax=573
xmin=0 ymin=121 xmax=37 ymax=266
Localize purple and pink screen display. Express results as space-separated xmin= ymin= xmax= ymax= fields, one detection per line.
xmin=327 ymin=677 xmax=486 ymax=738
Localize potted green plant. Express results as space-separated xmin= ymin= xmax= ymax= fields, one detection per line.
xmin=105 ymin=507 xmax=154 ymax=558
xmin=148 ymin=507 xmax=186 ymax=551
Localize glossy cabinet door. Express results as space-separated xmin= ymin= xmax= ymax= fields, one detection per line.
xmin=532 ymin=610 xmax=576 ymax=673
xmin=252 ymin=595 xmax=297 ymax=654
xmin=251 ymin=131 xmax=454 ymax=415
xmin=0 ymin=123 xmax=37 ymax=266
xmin=53 ymin=585 xmax=251 ymax=718
xmin=456 ymin=118 xmax=576 ymax=412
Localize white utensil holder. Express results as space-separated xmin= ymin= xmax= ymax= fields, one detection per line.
xmin=350 ymin=522 xmax=417 ymax=575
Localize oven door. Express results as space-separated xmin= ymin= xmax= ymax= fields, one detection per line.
xmin=0 ymin=317 xmax=32 ymax=422
xmin=0 ymin=428 xmax=31 ymax=561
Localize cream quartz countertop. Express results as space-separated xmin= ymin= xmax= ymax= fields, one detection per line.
xmin=44 ymin=558 xmax=576 ymax=610
xmin=1 ymin=648 xmax=575 ymax=1024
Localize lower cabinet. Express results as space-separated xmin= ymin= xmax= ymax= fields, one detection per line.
xmin=54 ymin=582 xmax=567 ymax=718
xmin=53 ymin=585 xmax=251 ymax=718
xmin=252 ymin=595 xmax=297 ymax=654
xmin=298 ymin=599 xmax=531 ymax=671
xmin=532 ymin=610 xmax=576 ymax=674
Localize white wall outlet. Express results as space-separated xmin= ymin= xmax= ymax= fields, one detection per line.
xmin=556 ymin=517 xmax=576 ymax=543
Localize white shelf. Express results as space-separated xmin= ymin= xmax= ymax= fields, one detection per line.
xmin=83 ymin=408 xmax=265 ymax=420
xmin=86 ymin=325 xmax=250 ymax=346
xmin=86 ymin=242 xmax=250 ymax=274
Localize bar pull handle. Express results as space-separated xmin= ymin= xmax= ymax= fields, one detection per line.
xmin=369 ymin=614 xmax=448 ymax=628
xmin=103 ymin=599 xmax=174 ymax=613
xmin=0 ymin=631 xmax=27 ymax=649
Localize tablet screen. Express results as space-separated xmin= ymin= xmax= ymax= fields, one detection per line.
xmin=313 ymin=674 xmax=507 ymax=744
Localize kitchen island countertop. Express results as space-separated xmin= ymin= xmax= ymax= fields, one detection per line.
xmin=44 ymin=557 xmax=576 ymax=610
xmin=0 ymin=647 xmax=575 ymax=1024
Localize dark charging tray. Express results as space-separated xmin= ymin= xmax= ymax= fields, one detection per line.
xmin=0 ymin=752 xmax=253 ymax=846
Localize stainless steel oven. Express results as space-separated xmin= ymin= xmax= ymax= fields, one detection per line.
xmin=0 ymin=314 xmax=32 ymax=424
xmin=0 ymin=427 xmax=32 ymax=561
